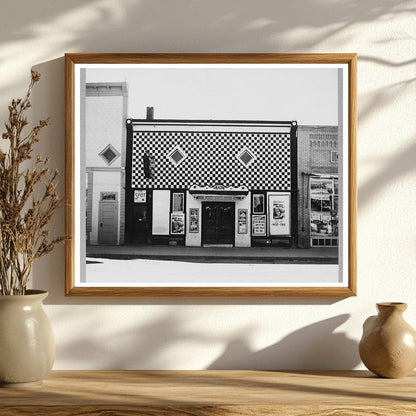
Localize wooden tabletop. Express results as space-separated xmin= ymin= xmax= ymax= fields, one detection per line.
xmin=1 ymin=370 xmax=415 ymax=415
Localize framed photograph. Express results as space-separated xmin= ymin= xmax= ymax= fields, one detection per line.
xmin=252 ymin=194 xmax=265 ymax=214
xmin=65 ymin=53 xmax=356 ymax=296
xmin=172 ymin=192 xmax=184 ymax=212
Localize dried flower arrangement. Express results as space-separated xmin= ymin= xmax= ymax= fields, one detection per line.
xmin=0 ymin=71 xmax=65 ymax=295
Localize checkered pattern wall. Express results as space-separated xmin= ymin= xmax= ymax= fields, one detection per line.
xmin=131 ymin=131 xmax=291 ymax=190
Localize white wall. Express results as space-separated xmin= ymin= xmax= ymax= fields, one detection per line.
xmin=235 ymin=197 xmax=251 ymax=247
xmin=1 ymin=0 xmax=415 ymax=370
xmin=186 ymin=193 xmax=202 ymax=246
xmin=85 ymin=95 xmax=123 ymax=169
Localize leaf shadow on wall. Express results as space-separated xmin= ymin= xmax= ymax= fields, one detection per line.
xmin=52 ymin=307 xmax=359 ymax=370
xmin=358 ymin=138 xmax=416 ymax=210
xmin=207 ymin=314 xmax=360 ymax=370
xmin=0 ymin=0 xmax=414 ymax=97
xmin=52 ymin=309 xmax=220 ymax=369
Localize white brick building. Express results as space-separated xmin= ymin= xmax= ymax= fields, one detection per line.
xmin=84 ymin=82 xmax=128 ymax=245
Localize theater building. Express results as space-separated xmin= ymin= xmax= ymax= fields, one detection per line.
xmin=124 ymin=112 xmax=298 ymax=247
xmin=297 ymin=125 xmax=339 ymax=248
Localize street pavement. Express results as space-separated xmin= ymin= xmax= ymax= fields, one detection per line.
xmin=86 ymin=244 xmax=338 ymax=264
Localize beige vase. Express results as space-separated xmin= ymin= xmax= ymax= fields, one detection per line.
xmin=0 ymin=290 xmax=55 ymax=387
xmin=359 ymin=302 xmax=416 ymax=378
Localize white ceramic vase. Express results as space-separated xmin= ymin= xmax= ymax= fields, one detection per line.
xmin=0 ymin=290 xmax=55 ymax=387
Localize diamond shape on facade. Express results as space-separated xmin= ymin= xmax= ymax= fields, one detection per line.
xmin=237 ymin=148 xmax=256 ymax=167
xmin=168 ymin=146 xmax=187 ymax=166
xmin=99 ymin=144 xmax=120 ymax=165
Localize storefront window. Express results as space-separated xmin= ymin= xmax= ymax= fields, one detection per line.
xmin=310 ymin=177 xmax=338 ymax=237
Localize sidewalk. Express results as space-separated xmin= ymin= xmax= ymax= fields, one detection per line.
xmin=87 ymin=244 xmax=338 ymax=264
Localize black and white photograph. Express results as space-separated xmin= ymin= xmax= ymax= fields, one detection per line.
xmin=65 ymin=54 xmax=356 ymax=296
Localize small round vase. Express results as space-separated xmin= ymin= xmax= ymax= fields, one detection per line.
xmin=359 ymin=302 xmax=416 ymax=378
xmin=0 ymin=290 xmax=55 ymax=387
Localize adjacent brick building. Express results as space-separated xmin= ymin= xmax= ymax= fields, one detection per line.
xmin=297 ymin=125 xmax=339 ymax=248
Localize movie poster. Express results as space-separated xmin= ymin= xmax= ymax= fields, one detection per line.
xmin=238 ymin=209 xmax=248 ymax=234
xmin=252 ymin=215 xmax=266 ymax=236
xmin=269 ymin=193 xmax=291 ymax=236
xmin=189 ymin=208 xmax=199 ymax=233
xmin=170 ymin=213 xmax=185 ymax=234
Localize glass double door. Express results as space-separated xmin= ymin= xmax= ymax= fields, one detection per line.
xmin=202 ymin=202 xmax=235 ymax=246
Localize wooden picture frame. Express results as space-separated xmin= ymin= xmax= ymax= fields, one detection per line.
xmin=65 ymin=53 xmax=356 ymax=296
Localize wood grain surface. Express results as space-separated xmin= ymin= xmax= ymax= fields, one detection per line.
xmin=1 ymin=370 xmax=415 ymax=415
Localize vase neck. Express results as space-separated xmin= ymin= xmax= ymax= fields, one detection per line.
xmin=377 ymin=302 xmax=407 ymax=316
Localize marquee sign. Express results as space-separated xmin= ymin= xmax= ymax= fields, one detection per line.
xmin=189 ymin=185 xmax=249 ymax=200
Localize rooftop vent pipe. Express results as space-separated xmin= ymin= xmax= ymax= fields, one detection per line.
xmin=146 ymin=106 xmax=154 ymax=120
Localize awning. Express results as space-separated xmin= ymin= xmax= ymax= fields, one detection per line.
xmin=189 ymin=185 xmax=249 ymax=200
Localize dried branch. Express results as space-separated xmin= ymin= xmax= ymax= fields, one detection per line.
xmin=0 ymin=71 xmax=66 ymax=295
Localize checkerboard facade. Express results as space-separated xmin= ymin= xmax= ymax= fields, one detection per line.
xmin=131 ymin=131 xmax=291 ymax=190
